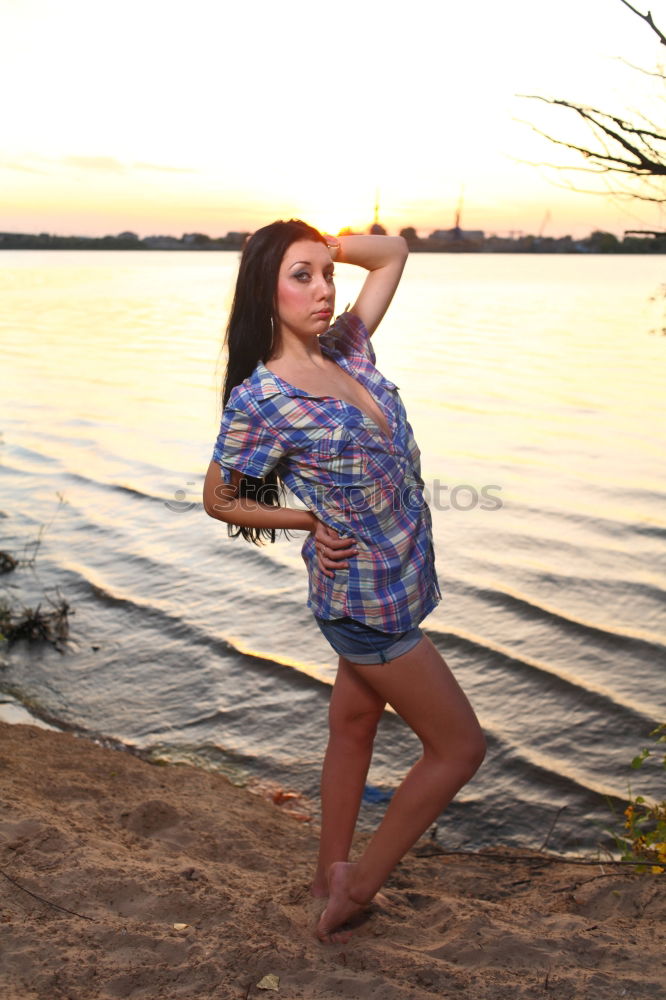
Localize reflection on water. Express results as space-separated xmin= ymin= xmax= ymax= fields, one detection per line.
xmin=1 ymin=250 xmax=664 ymax=853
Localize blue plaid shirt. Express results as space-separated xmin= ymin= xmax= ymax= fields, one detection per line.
xmin=211 ymin=311 xmax=441 ymax=632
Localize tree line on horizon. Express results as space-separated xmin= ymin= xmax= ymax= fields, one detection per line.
xmin=1 ymin=227 xmax=664 ymax=253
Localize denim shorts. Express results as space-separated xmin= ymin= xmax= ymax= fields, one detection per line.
xmin=314 ymin=615 xmax=424 ymax=664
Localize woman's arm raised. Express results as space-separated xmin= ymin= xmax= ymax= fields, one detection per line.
xmin=330 ymin=234 xmax=408 ymax=337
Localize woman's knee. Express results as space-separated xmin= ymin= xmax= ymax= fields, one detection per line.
xmin=454 ymin=724 xmax=486 ymax=782
xmin=328 ymin=706 xmax=383 ymax=748
xmin=464 ymin=726 xmax=487 ymax=777
xmin=425 ymin=722 xmax=486 ymax=781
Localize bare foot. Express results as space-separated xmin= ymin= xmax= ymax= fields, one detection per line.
xmin=310 ymin=865 xmax=329 ymax=898
xmin=311 ymin=882 xmax=388 ymax=905
xmin=316 ymin=862 xmax=370 ymax=943
xmin=372 ymin=890 xmax=391 ymax=908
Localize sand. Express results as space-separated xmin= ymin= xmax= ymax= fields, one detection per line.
xmin=1 ymin=720 xmax=664 ymax=1000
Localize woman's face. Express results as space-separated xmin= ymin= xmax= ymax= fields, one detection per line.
xmin=275 ymin=239 xmax=335 ymax=341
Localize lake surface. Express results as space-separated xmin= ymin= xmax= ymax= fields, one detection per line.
xmin=1 ymin=250 xmax=664 ymax=855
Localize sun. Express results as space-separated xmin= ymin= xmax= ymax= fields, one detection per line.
xmin=298 ymin=191 xmax=377 ymax=239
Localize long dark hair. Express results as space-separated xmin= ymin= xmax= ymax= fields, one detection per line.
xmin=222 ymin=218 xmax=327 ymax=545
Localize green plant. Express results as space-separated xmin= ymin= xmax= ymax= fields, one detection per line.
xmin=0 ymin=589 xmax=71 ymax=650
xmin=20 ymin=491 xmax=68 ymax=566
xmin=609 ymin=724 xmax=666 ymax=873
xmin=0 ymin=493 xmax=72 ymax=651
xmin=0 ymin=596 xmax=11 ymax=642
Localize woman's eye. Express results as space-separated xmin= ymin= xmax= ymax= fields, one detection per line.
xmin=293 ymin=269 xmax=334 ymax=283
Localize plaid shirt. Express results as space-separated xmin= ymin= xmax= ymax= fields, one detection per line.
xmin=211 ymin=311 xmax=441 ymax=632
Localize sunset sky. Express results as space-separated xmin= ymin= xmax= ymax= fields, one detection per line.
xmin=2 ymin=0 xmax=664 ymax=239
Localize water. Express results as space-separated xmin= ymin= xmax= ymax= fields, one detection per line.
xmin=1 ymin=250 xmax=664 ymax=854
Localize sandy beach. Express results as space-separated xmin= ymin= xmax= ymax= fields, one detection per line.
xmin=1 ymin=721 xmax=664 ymax=999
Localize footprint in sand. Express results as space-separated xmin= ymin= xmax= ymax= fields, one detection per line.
xmin=120 ymin=799 xmax=182 ymax=836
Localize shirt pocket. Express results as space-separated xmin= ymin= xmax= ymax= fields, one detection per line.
xmin=297 ymin=426 xmax=360 ymax=483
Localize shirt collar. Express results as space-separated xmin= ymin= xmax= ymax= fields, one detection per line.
xmin=249 ymin=350 xmax=397 ymax=402
xmin=319 ymin=337 xmax=398 ymax=390
xmin=248 ymin=363 xmax=310 ymax=400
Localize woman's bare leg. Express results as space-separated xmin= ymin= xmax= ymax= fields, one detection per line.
xmin=311 ymin=654 xmax=386 ymax=897
xmin=317 ymin=635 xmax=486 ymax=941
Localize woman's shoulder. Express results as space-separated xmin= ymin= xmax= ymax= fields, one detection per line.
xmin=226 ymin=363 xmax=278 ymax=409
xmin=224 ymin=379 xmax=253 ymax=412
xmin=223 ymin=368 xmax=308 ymax=441
xmin=320 ymin=310 xmax=376 ymax=365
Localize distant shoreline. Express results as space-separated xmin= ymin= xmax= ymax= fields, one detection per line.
xmin=1 ymin=230 xmax=665 ymax=254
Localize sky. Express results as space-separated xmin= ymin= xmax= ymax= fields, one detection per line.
xmin=1 ymin=0 xmax=665 ymax=239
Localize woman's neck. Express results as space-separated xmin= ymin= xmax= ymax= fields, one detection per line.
xmin=267 ymin=328 xmax=325 ymax=369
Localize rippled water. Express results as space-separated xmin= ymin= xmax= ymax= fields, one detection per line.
xmin=1 ymin=250 xmax=664 ymax=854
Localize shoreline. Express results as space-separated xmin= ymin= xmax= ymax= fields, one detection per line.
xmin=1 ymin=720 xmax=663 ymax=999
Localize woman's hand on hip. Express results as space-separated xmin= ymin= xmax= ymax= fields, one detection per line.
xmin=311 ymin=518 xmax=358 ymax=579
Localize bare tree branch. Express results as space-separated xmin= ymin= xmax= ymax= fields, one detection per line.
xmin=520 ymin=96 xmax=666 ymax=171
xmin=618 ymin=0 xmax=666 ymax=45
xmin=631 ymin=109 xmax=664 ymax=134
xmin=510 ymin=150 xmax=666 ymax=204
xmin=510 ymin=147 xmax=630 ymax=175
xmin=517 ymin=1 xmax=666 ymax=205
xmin=1 ymin=869 xmax=95 ymax=921
xmin=518 ymin=99 xmax=666 ymax=175
xmin=524 ymin=166 xmax=657 ymax=199
xmin=616 ymin=55 xmax=666 ymax=78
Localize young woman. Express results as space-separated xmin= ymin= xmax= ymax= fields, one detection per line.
xmin=203 ymin=219 xmax=485 ymax=942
